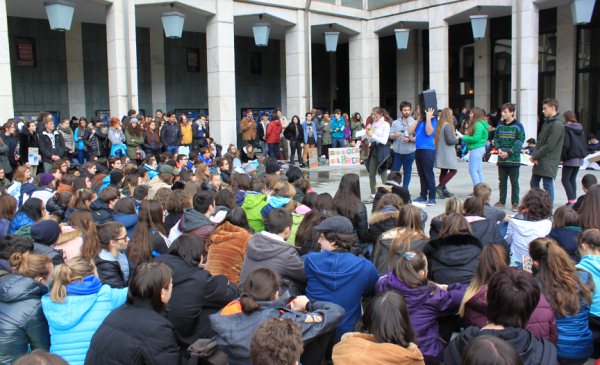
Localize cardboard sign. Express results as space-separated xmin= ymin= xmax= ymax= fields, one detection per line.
xmin=28 ymin=147 xmax=39 ymax=166
xmin=308 ymin=147 xmax=319 ymax=168
xmin=329 ymin=147 xmax=361 ymax=166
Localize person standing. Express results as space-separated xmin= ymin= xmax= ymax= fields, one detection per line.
xmin=461 ymin=107 xmax=489 ymax=186
xmin=284 ymin=115 xmax=304 ymax=166
xmin=74 ymin=118 xmax=88 ymax=165
xmin=530 ymin=98 xmax=565 ymax=207
xmin=57 ymin=118 xmax=75 ymax=161
xmin=19 ymin=120 xmax=39 ymax=176
xmin=321 ymin=112 xmax=333 ymax=161
xmin=331 ymin=109 xmax=346 ymax=148
xmin=124 ymin=118 xmax=145 ymax=162
xmin=366 ymin=107 xmax=391 ymax=196
xmin=159 ymin=112 xmax=182 ymax=155
xmin=265 ymin=115 xmax=282 ymax=159
xmin=2 ymin=121 xmax=18 ymax=179
xmin=192 ymin=115 xmax=208 ymax=152
xmin=39 ymin=117 xmax=66 ymax=173
xmin=179 ymin=114 xmax=192 ymax=153
xmin=84 ymin=117 xmax=108 ymax=160
xmin=390 ymin=101 xmax=417 ymax=189
xmin=239 ymin=110 xmax=256 ymax=149
xmin=434 ymin=108 xmax=460 ymax=199
xmin=561 ymin=111 xmax=588 ymax=207
xmin=302 ymin=113 xmax=318 ymax=168
xmin=493 ymin=103 xmax=526 ymax=212
xmin=409 ymin=108 xmax=437 ymax=206
xmin=311 ymin=108 xmax=323 ymax=159
xmin=256 ymin=113 xmax=269 ymax=156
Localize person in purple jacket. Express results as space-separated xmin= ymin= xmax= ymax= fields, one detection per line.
xmin=375 ymin=251 xmax=466 ymax=364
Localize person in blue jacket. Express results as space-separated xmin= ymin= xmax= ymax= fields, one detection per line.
xmin=330 ymin=109 xmax=346 ymax=148
xmin=304 ymin=215 xmax=379 ymax=339
xmin=576 ymin=229 xmax=600 ymax=357
xmin=42 ymin=256 xmax=127 ymax=365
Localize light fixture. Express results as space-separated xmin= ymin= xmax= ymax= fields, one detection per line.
xmin=571 ymin=0 xmax=596 ymax=24
xmin=394 ymin=23 xmax=410 ymax=50
xmin=252 ymin=15 xmax=271 ymax=47
xmin=44 ymin=0 xmax=75 ymax=31
xmin=470 ymin=7 xmax=488 ymax=40
xmin=324 ymin=25 xmax=339 ymax=53
xmin=161 ymin=4 xmax=185 ymax=39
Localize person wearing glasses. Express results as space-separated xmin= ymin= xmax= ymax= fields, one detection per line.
xmin=80 ymin=222 xmax=131 ymax=289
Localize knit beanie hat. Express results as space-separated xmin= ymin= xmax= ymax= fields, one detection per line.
xmin=30 ymin=220 xmax=61 ymax=246
xmin=110 ymin=170 xmax=124 ymax=185
xmin=39 ymin=173 xmax=55 ymax=187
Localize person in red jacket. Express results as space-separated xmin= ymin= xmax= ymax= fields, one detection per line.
xmin=266 ymin=115 xmax=282 ymax=159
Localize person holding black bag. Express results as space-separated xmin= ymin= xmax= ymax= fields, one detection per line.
xmin=561 ymin=110 xmax=588 ymax=206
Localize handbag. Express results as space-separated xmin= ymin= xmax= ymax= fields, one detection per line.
xmin=187 ymin=338 xmax=227 ymax=365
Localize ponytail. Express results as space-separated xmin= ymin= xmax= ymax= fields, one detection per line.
xmin=393 ymin=251 xmax=429 ymax=288
xmin=81 ymin=222 xmax=124 ymax=258
xmin=9 ymin=252 xmax=52 ymax=281
xmin=69 ymin=189 xmax=95 ymax=210
xmin=50 ymin=256 xmax=96 ymax=303
xmin=240 ymin=268 xmax=280 ymax=315
xmin=239 ymin=293 xmax=261 ymax=315
xmin=80 ymin=223 xmax=100 ymax=258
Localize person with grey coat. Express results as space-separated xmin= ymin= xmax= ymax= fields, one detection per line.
xmin=0 ymin=137 xmax=13 ymax=176
xmin=434 ymin=110 xmax=460 ymax=199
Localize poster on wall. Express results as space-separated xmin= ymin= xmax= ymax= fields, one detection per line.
xmin=95 ymin=110 xmax=111 ymax=126
xmin=15 ymin=37 xmax=35 ymax=67
xmin=15 ymin=111 xmax=60 ymax=127
xmin=328 ymin=147 xmax=361 ymax=166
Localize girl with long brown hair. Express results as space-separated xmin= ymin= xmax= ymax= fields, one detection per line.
xmin=460 ymin=107 xmax=490 ymax=186
xmin=434 ymin=108 xmax=459 ymax=199
xmin=578 ymin=184 xmax=600 ymax=230
xmin=529 ymin=237 xmax=594 ymax=362
xmin=127 ymin=200 xmax=169 ymax=267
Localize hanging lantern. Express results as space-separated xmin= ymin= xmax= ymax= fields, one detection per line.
xmin=253 ymin=23 xmax=271 ymax=47
xmin=324 ymin=31 xmax=340 ymax=53
xmin=44 ymin=0 xmax=75 ymax=31
xmin=571 ymin=0 xmax=596 ymax=25
xmin=394 ymin=29 xmax=410 ymax=50
xmin=161 ymin=11 xmax=185 ymax=39
xmin=470 ymin=14 xmax=488 ymax=40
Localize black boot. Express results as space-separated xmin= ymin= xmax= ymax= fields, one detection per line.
xmin=436 ymin=186 xmax=445 ymax=199
xmin=443 ymin=186 xmax=454 ymax=198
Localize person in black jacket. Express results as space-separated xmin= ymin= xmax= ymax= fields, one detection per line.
xmin=38 ymin=118 xmax=66 ymax=173
xmin=160 ymin=112 xmax=182 ymax=155
xmin=90 ymin=186 xmax=119 ymax=224
xmin=561 ymin=111 xmax=588 ymax=205
xmin=84 ymin=117 xmax=108 ymax=160
xmin=85 ymin=262 xmax=180 ymax=364
xmin=155 ymin=234 xmax=238 ymax=350
xmin=284 ymin=115 xmax=304 ymax=166
xmin=0 ymin=252 xmax=53 ymax=364
xmin=333 ymin=174 xmax=370 ymax=249
xmin=191 ymin=115 xmax=208 ymax=152
xmin=423 ymin=213 xmax=483 ymax=285
xmin=19 ymin=121 xmax=39 ymax=175
xmin=463 ymin=197 xmax=508 ymax=249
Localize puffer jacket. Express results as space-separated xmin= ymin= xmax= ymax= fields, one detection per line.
xmin=9 ymin=211 xmax=36 ymax=234
xmin=373 ymin=228 xmax=429 ymax=275
xmin=547 ymin=226 xmax=582 ymax=263
xmin=577 ymin=255 xmax=600 ymax=317
xmin=462 ymin=286 xmax=558 ymax=344
xmin=205 ymin=221 xmax=251 ymax=284
xmin=210 ymin=296 xmax=345 ymax=365
xmin=423 ymin=234 xmax=482 ymax=285
xmin=242 ymin=193 xmax=268 ymax=233
xmin=367 ymin=206 xmax=400 ymax=243
xmin=465 ymin=215 xmax=508 ymax=249
xmin=84 ymin=126 xmax=108 ymax=158
xmin=505 ymin=215 xmax=553 ymax=266
xmin=41 ymin=276 xmax=127 ymax=365
xmin=333 ymin=333 xmax=425 ymax=365
xmin=0 ymin=274 xmax=50 ymax=364
xmin=90 ymin=199 xmax=113 ymax=224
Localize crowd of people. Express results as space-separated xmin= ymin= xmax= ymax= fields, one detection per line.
xmin=0 ymin=101 xmax=598 ymax=365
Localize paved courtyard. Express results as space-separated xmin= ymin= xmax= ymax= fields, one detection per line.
xmin=304 ymin=160 xmax=600 ymax=220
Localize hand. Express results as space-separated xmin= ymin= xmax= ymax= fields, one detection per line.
xmin=499 ymin=151 xmax=508 ymax=159
xmin=25 ymin=162 xmax=30 ymax=168
xmin=403 ymin=137 xmax=410 ymax=143
xmin=435 ymin=283 xmax=448 ymax=291
xmin=51 ymin=155 xmax=59 ymax=161
xmin=426 ymin=108 xmax=435 ymax=120
xmin=290 ymin=296 xmax=310 ymax=312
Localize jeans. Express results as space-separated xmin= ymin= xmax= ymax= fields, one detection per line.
xmin=166 ymin=145 xmax=178 ymax=155
xmin=267 ymin=143 xmax=280 ymax=159
xmin=392 ymin=152 xmax=415 ymax=189
xmin=259 ymin=141 xmax=268 ymax=155
xmin=415 ymin=149 xmax=436 ymax=200
xmin=498 ymin=165 xmax=520 ymax=205
xmin=289 ymin=140 xmax=303 ymax=165
xmin=368 ymin=153 xmax=388 ymax=194
xmin=561 ymin=166 xmax=580 ymax=202
xmin=322 ymin=144 xmax=331 ymax=160
xmin=316 ymin=136 xmax=323 ymax=157
xmin=76 ymin=149 xmax=87 ymax=165
xmin=531 ymin=174 xmax=555 ymax=207
xmin=332 ymin=138 xmax=346 ymax=148
xmin=468 ymin=146 xmax=485 ymax=185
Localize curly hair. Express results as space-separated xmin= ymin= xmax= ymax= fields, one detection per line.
xmin=518 ymin=188 xmax=552 ymax=221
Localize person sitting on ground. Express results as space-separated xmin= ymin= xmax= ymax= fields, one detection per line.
xmin=251 ymin=318 xmax=304 ymax=365
xmin=13 ymin=349 xmax=68 ymax=365
xmin=573 ymin=174 xmax=597 ymax=212
xmin=173 ymin=190 xmax=216 ymax=242
xmin=429 ymin=197 xmax=463 ymax=239
xmin=460 ymin=335 xmax=523 ymax=365
xmin=241 ymin=178 xmax=268 ymax=233
xmin=576 ymin=229 xmax=600 ymax=358
xmin=367 ymin=194 xmax=405 ymax=243
xmin=239 ymin=208 xmax=306 ymax=296
xmin=423 ymin=213 xmax=483 ymax=285
xmin=260 ymin=181 xmax=297 ymax=229
xmin=112 ymin=198 xmax=137 ymax=239
xmin=444 ymin=268 xmax=558 ymax=365
xmin=30 ymin=220 xmax=65 ymax=266
xmin=547 ymin=206 xmax=582 ymax=263
xmin=9 ymin=197 xmax=45 ymax=235
xmin=373 ymin=205 xmax=429 ymax=274
xmin=210 ymin=268 xmax=345 ymax=365
xmin=376 ymin=251 xmax=466 ymax=364
xmin=474 ymin=183 xmax=508 ymax=222
xmin=578 ymin=184 xmax=600 ymax=230
xmin=294 ymin=193 xmax=338 ymax=256
xmin=370 ymin=172 xmax=411 ymax=213
xmin=90 ymin=186 xmax=119 ymax=224
xmin=81 ymin=222 xmax=130 ymax=289
xmin=0 ymin=235 xmax=34 ymax=278
xmin=304 ymin=216 xmax=380 ymax=339
xmin=332 ymin=291 xmax=425 ymax=365
xmin=459 ymin=244 xmax=557 ymax=344
xmin=463 ymin=196 xmax=508 ymax=249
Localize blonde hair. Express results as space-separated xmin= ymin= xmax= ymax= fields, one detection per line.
xmin=9 ymin=252 xmax=52 ymax=280
xmin=50 ymin=256 xmax=96 ymax=303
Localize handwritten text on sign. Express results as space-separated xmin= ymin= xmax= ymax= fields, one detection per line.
xmin=329 ymin=147 xmax=361 ymax=166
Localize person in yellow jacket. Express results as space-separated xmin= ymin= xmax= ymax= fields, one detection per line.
xmin=179 ymin=115 xmax=193 ymax=150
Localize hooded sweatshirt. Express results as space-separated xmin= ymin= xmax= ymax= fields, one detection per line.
xmin=305 ymin=250 xmax=379 ymax=338
xmin=41 ymin=276 xmax=127 ymax=365
xmin=242 ymin=193 xmax=268 ymax=233
xmin=332 ymin=333 xmax=425 ymax=365
xmin=505 ymin=215 xmax=552 ymax=266
xmin=179 ymin=208 xmax=216 ymax=240
xmin=444 ymin=327 xmax=558 ymax=365
xmin=113 ymin=213 xmax=138 ymax=238
xmin=577 ymin=255 xmax=600 ymax=317
xmin=239 ymin=232 xmax=305 ymax=295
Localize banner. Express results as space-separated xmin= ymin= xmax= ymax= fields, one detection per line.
xmin=329 ymin=147 xmax=361 ymax=166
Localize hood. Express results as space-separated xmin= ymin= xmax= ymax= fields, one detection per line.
xmin=209 ymin=221 xmax=250 ymax=244
xmin=55 ymin=225 xmax=82 ymax=246
xmin=90 ymin=199 xmax=110 ymax=211
xmin=376 ymin=272 xmax=433 ymax=307
xmin=268 ymin=196 xmax=291 ymax=209
xmin=113 ymin=213 xmax=138 ymax=229
xmin=295 ymin=204 xmax=311 ymax=215
xmin=566 ymin=122 xmax=584 ymax=134
xmin=424 ymin=234 xmax=483 ymax=266
xmin=453 ymin=326 xmax=546 ymax=360
xmin=304 ymin=251 xmax=369 ymax=291
xmin=509 ymin=217 xmax=552 ymax=238
xmin=41 ymin=280 xmax=116 ymax=330
xmin=245 ymin=233 xmax=294 ymax=262
xmin=243 ymin=193 xmax=267 ymax=209
xmin=0 ymin=274 xmax=48 ymax=303
xmin=181 ymin=208 xmax=213 ymax=232
xmin=332 ymin=333 xmax=424 ymax=365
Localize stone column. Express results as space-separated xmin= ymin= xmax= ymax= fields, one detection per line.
xmin=397 ymin=29 xmax=419 ymax=110
xmin=512 ymin=0 xmax=539 ymax=140
xmin=285 ymin=10 xmax=310 ymax=118
xmin=474 ymin=31 xmax=491 ymax=111
xmin=149 ymin=27 xmax=166 ymax=114
xmin=349 ymin=20 xmax=379 ymax=118
xmin=428 ymin=17 xmax=449 ymax=108
xmin=556 ymin=4 xmax=576 ymax=112
xmin=0 ymin=0 xmax=14 ymax=122
xmin=106 ymin=0 xmax=138 ymax=118
xmin=206 ymin=0 xmax=236 ymax=148
xmin=65 ymin=22 xmax=86 ymax=118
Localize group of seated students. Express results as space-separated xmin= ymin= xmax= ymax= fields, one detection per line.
xmin=0 ymin=149 xmax=599 ymax=365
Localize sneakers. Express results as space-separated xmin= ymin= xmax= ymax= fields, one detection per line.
xmin=426 ymin=199 xmax=436 ymax=206
xmin=442 ymin=186 xmax=454 ymax=198
xmin=414 ymin=197 xmax=427 ymax=203
xmin=494 ymin=202 xmax=505 ymax=209
xmin=436 ymin=186 xmax=445 ymax=200
xmin=512 ymin=204 xmax=519 ymax=212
